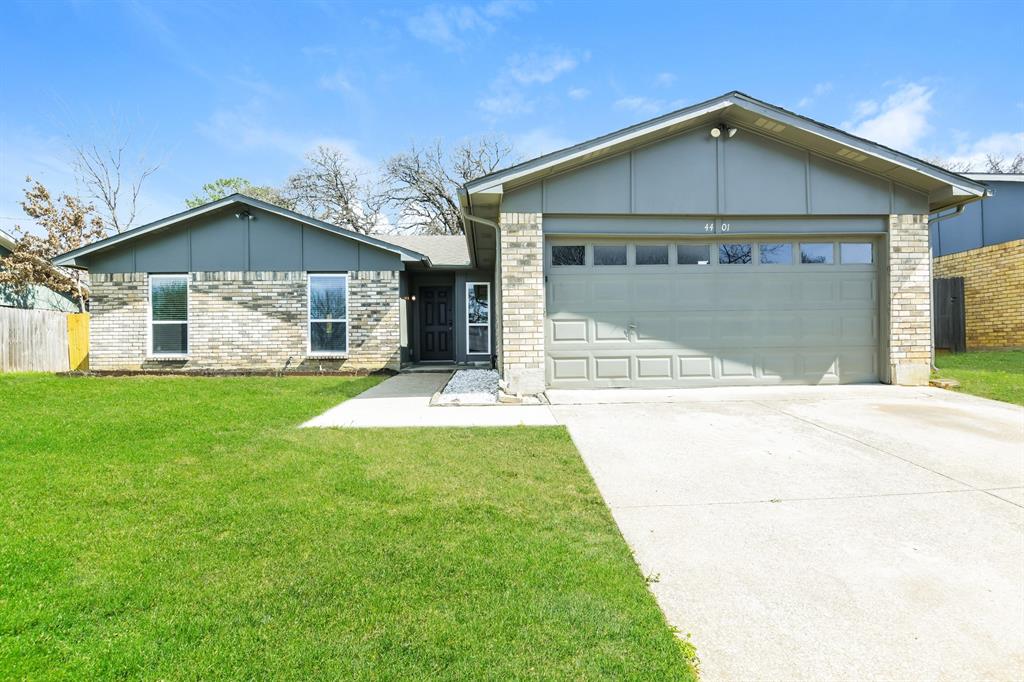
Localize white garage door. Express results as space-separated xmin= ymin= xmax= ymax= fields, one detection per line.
xmin=545 ymin=238 xmax=880 ymax=388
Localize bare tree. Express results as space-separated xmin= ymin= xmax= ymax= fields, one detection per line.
xmin=379 ymin=136 xmax=517 ymax=235
xmin=0 ymin=178 xmax=105 ymax=311
xmin=71 ymin=129 xmax=159 ymax=234
xmin=927 ymin=152 xmax=1024 ymax=174
xmin=926 ymin=157 xmax=973 ymax=173
xmin=283 ymin=145 xmax=383 ymax=234
xmin=984 ymin=153 xmax=1024 ymax=174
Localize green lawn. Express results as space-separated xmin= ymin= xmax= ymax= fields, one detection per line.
xmin=0 ymin=374 xmax=695 ymax=680
xmin=934 ymin=350 xmax=1024 ymax=406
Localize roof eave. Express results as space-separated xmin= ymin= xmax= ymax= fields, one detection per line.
xmin=52 ymin=194 xmax=430 ymax=267
xmin=464 ymin=90 xmax=987 ymax=205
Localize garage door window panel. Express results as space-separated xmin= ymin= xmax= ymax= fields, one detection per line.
xmin=635 ymin=244 xmax=669 ymax=265
xmin=840 ymin=242 xmax=873 ymax=265
xmin=677 ymin=244 xmax=711 ymax=266
xmin=719 ymin=243 xmax=753 ymax=265
xmin=593 ymin=244 xmax=627 ymax=266
xmin=800 ymin=243 xmax=835 ymax=264
xmin=759 ymin=242 xmax=794 ymax=265
xmin=552 ymin=244 xmax=585 ymax=266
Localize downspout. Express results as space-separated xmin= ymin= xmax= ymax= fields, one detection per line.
xmin=925 ymin=204 xmax=966 ymax=371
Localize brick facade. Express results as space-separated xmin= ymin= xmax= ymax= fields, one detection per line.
xmin=89 ymin=271 xmax=400 ymax=372
xmin=933 ymin=239 xmax=1024 ymax=349
xmin=497 ymin=212 xmax=545 ymax=395
xmin=887 ymin=214 xmax=932 ymax=386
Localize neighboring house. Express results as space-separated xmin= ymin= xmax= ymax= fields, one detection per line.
xmin=931 ymin=174 xmax=1023 ymax=349
xmin=54 ymin=91 xmax=986 ymax=392
xmin=0 ymin=228 xmax=81 ymax=312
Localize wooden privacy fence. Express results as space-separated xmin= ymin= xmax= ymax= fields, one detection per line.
xmin=933 ymin=277 xmax=966 ymax=353
xmin=0 ymin=308 xmax=90 ymax=373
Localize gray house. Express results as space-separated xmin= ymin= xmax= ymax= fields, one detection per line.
xmin=931 ymin=173 xmax=1023 ymax=349
xmin=1 ymin=228 xmax=80 ymax=312
xmin=55 ymin=92 xmax=986 ymax=392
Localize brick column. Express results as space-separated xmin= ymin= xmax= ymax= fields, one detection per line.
xmin=887 ymin=214 xmax=932 ymax=385
xmin=498 ymin=212 xmax=545 ymax=395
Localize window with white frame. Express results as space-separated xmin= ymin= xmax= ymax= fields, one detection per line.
xmin=150 ymin=275 xmax=189 ymax=356
xmin=466 ymin=282 xmax=490 ymax=355
xmin=309 ymin=274 xmax=348 ymax=355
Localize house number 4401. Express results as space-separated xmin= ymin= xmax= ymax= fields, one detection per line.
xmin=704 ymin=222 xmax=731 ymax=232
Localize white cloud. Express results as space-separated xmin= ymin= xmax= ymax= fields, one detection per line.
xmin=198 ymin=104 xmax=372 ymax=171
xmin=507 ymin=51 xmax=578 ymax=85
xmin=614 ymin=96 xmax=665 ymax=116
xmin=940 ymin=131 xmax=1024 ymax=171
xmin=405 ymin=1 xmax=532 ymax=50
xmin=567 ymin=87 xmax=590 ymax=100
xmin=318 ymin=69 xmax=357 ymax=95
xmin=844 ymin=82 xmax=934 ymax=151
xmin=478 ymin=90 xmax=534 ymax=117
xmin=654 ymin=72 xmax=677 ymax=88
xmin=797 ymin=81 xmax=833 ymax=109
xmin=477 ymin=49 xmax=582 ymax=118
xmin=514 ymin=128 xmax=573 ymax=159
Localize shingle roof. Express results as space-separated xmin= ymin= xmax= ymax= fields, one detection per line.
xmin=375 ymin=234 xmax=470 ymax=267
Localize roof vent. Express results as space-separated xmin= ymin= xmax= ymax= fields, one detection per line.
xmin=753 ymin=117 xmax=786 ymax=133
xmin=837 ymin=148 xmax=868 ymax=162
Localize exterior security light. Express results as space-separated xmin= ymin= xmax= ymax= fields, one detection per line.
xmin=235 ymin=210 xmax=251 ymax=220
xmin=727 ymin=127 xmax=738 ymax=138
xmin=710 ymin=126 xmax=722 ymax=138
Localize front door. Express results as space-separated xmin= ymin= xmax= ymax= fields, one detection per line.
xmin=419 ymin=286 xmax=453 ymax=361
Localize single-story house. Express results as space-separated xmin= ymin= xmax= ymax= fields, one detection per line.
xmin=54 ymin=91 xmax=987 ymax=392
xmin=931 ymin=173 xmax=1023 ymax=349
xmin=1 ymin=228 xmax=81 ymax=312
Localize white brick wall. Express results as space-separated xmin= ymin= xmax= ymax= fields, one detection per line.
xmin=498 ymin=212 xmax=545 ymax=395
xmin=887 ymin=214 xmax=932 ymax=386
xmin=89 ymin=271 xmax=400 ymax=372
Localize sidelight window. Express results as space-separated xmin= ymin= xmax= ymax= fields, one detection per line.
xmin=466 ymin=282 xmax=490 ymax=355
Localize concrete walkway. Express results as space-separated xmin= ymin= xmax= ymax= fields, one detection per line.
xmin=301 ymin=373 xmax=557 ymax=428
xmin=552 ymin=385 xmax=1024 ymax=682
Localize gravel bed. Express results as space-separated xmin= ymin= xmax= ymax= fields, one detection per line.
xmin=437 ymin=369 xmax=498 ymax=404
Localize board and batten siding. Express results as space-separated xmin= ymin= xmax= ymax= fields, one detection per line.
xmin=501 ymin=125 xmax=929 ymax=222
xmin=80 ymin=205 xmax=403 ymax=274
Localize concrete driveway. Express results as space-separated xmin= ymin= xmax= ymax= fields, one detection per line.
xmin=550 ymin=385 xmax=1024 ymax=682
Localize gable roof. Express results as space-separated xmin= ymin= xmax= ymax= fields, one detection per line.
xmin=464 ymin=90 xmax=987 ymax=212
xmin=53 ymin=194 xmax=430 ymax=268
xmin=0 ymin=229 xmax=15 ymax=253
xmin=373 ymin=234 xmax=470 ymax=267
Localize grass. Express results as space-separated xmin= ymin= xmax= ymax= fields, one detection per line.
xmin=933 ymin=350 xmax=1024 ymax=406
xmin=0 ymin=374 xmax=696 ymax=680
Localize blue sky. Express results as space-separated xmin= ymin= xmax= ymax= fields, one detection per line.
xmin=2 ymin=0 xmax=1022 ymax=233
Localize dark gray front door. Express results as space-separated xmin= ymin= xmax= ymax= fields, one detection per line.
xmin=419 ymin=286 xmax=453 ymax=361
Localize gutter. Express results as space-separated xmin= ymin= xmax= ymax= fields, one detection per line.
xmin=458 ymin=187 xmax=499 ymax=270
